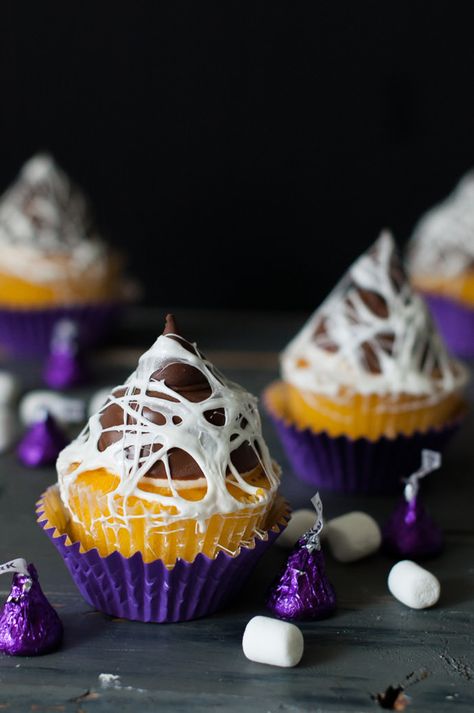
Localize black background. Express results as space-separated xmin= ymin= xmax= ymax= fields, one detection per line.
xmin=2 ymin=1 xmax=474 ymax=310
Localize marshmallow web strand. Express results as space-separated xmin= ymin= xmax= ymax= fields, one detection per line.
xmin=57 ymin=332 xmax=279 ymax=530
xmin=282 ymin=231 xmax=467 ymax=398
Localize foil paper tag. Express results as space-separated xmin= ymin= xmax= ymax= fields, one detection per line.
xmin=304 ymin=492 xmax=323 ymax=552
xmin=0 ymin=559 xmax=30 ymax=578
xmin=404 ymin=449 xmax=441 ymax=502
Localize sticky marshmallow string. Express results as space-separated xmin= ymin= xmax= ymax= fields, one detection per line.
xmin=58 ymin=332 xmax=279 ymax=528
xmin=282 ymin=232 xmax=467 ymax=397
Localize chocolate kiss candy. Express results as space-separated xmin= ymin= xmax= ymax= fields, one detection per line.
xmin=17 ymin=410 xmax=68 ymax=467
xmin=0 ymin=560 xmax=63 ymax=656
xmin=382 ymin=449 xmax=443 ymax=559
xmin=267 ymin=493 xmax=336 ymax=621
xmin=43 ymin=319 xmax=87 ymax=389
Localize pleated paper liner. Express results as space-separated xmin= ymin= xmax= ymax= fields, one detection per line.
xmin=64 ymin=468 xmax=276 ymax=565
xmin=0 ymin=301 xmax=123 ymax=356
xmin=423 ymin=291 xmax=474 ymax=359
xmin=36 ymin=486 xmax=290 ymax=623
xmin=264 ymin=382 xmax=466 ymax=494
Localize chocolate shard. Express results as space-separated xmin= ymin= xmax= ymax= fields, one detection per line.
xmin=147 ymin=448 xmax=205 ymax=480
xmin=376 ymin=331 xmax=396 ymax=355
xmin=204 ymin=407 xmax=226 ymax=426
xmin=163 ymin=313 xmax=179 ymax=336
xmin=162 ymin=313 xmax=198 ymax=355
xmin=313 ymin=316 xmax=339 ymax=352
xmin=357 ymin=287 xmax=389 ymax=318
xmin=360 ymin=340 xmax=382 ymax=374
xmin=151 ymin=364 xmax=212 ymax=403
xmin=230 ymin=441 xmax=259 ymax=473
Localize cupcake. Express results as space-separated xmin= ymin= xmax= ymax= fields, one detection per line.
xmin=265 ymin=232 xmax=468 ymax=493
xmin=0 ymin=154 xmax=126 ymax=355
xmin=38 ymin=315 xmax=287 ymax=622
xmin=408 ymin=173 xmax=474 ymax=357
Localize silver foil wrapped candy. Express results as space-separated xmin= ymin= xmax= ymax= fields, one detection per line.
xmin=17 ymin=409 xmax=68 ymax=468
xmin=267 ymin=493 xmax=336 ymax=620
xmin=0 ymin=559 xmax=63 ymax=656
xmin=382 ymin=450 xmax=443 ymax=559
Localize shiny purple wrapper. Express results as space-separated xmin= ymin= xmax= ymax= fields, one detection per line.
xmin=17 ymin=414 xmax=68 ymax=468
xmin=37 ymin=493 xmax=289 ymax=623
xmin=0 ymin=302 xmax=122 ymax=357
xmin=267 ymin=541 xmax=336 ymax=621
xmin=266 ymin=403 xmax=462 ymax=494
xmin=0 ymin=565 xmax=62 ymax=656
xmin=423 ymin=292 xmax=474 ymax=358
xmin=382 ymin=496 xmax=443 ymax=559
xmin=43 ymin=349 xmax=87 ymax=390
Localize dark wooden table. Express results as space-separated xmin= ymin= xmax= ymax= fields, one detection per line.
xmin=0 ymin=308 xmax=473 ymax=713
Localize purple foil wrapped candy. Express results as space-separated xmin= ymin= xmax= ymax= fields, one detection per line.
xmin=267 ymin=493 xmax=336 ymax=621
xmin=43 ymin=319 xmax=87 ymax=389
xmin=0 ymin=559 xmax=63 ymax=656
xmin=382 ymin=449 xmax=443 ymax=559
xmin=17 ymin=410 xmax=68 ymax=468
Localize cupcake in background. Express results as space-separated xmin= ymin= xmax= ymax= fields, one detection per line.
xmin=265 ymin=232 xmax=468 ymax=493
xmin=38 ymin=315 xmax=287 ymax=622
xmin=408 ymin=173 xmax=474 ymax=357
xmin=0 ymin=154 xmax=128 ymax=355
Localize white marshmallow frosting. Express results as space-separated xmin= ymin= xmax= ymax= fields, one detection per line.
xmin=0 ymin=154 xmax=109 ymax=287
xmin=57 ymin=326 xmax=280 ymax=529
xmin=282 ymin=232 xmax=467 ymax=398
xmin=408 ymin=172 xmax=474 ymax=279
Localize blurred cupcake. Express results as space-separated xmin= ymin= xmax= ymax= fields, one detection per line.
xmin=0 ymin=154 xmax=127 ymax=355
xmin=408 ymin=173 xmax=474 ymax=357
xmin=265 ymin=232 xmax=468 ymax=493
xmin=38 ymin=315 xmax=287 ymax=622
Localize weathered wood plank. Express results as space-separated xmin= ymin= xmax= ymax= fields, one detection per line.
xmin=0 ymin=308 xmax=472 ymax=712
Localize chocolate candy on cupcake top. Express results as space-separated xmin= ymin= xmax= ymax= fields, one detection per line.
xmin=282 ymin=232 xmax=468 ymax=397
xmin=408 ymin=172 xmax=474 ymax=279
xmin=57 ymin=314 xmax=279 ymax=525
xmin=0 ymin=154 xmax=108 ymax=285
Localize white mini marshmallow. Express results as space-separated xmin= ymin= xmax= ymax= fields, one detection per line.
xmin=388 ymin=560 xmax=440 ymax=610
xmin=324 ymin=511 xmax=381 ymax=562
xmin=276 ymin=509 xmax=317 ymax=548
xmin=88 ymin=387 xmax=114 ymax=417
xmin=242 ymin=616 xmax=304 ymax=668
xmin=19 ymin=391 xmax=85 ymax=427
xmin=0 ymin=371 xmax=19 ymax=405
xmin=0 ymin=408 xmax=17 ymax=453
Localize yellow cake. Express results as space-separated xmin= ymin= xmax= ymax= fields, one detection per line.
xmin=55 ymin=315 xmax=282 ymax=565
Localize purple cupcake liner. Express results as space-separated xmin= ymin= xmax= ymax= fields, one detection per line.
xmin=37 ymin=494 xmax=289 ymax=623
xmin=0 ymin=302 xmax=123 ymax=356
xmin=266 ymin=401 xmax=464 ymax=495
xmin=422 ymin=292 xmax=474 ymax=358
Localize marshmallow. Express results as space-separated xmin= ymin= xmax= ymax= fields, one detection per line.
xmin=0 ymin=371 xmax=18 ymax=405
xmin=0 ymin=408 xmax=17 ymax=453
xmin=242 ymin=616 xmax=304 ymax=668
xmin=276 ymin=509 xmax=317 ymax=548
xmin=324 ymin=511 xmax=381 ymax=563
xmin=19 ymin=391 xmax=85 ymax=427
xmin=88 ymin=387 xmax=114 ymax=417
xmin=388 ymin=560 xmax=440 ymax=610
